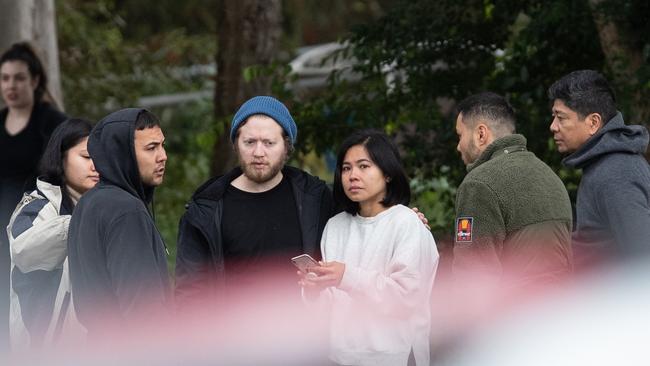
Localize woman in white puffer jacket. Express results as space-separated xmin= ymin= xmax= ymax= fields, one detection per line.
xmin=7 ymin=119 xmax=97 ymax=350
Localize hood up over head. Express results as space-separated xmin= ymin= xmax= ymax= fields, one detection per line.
xmin=88 ymin=108 xmax=155 ymax=204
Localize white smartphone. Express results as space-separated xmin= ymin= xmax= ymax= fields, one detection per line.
xmin=291 ymin=254 xmax=319 ymax=274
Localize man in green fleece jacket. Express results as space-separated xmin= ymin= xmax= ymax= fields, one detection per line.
xmin=453 ymin=92 xmax=573 ymax=288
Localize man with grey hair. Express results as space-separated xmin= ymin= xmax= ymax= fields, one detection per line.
xmin=453 ymin=92 xmax=573 ymax=288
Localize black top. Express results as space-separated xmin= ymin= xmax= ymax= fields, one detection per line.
xmin=174 ymin=165 xmax=334 ymax=309
xmin=0 ymin=102 xmax=67 ymax=183
xmin=222 ymin=176 xmax=303 ymax=287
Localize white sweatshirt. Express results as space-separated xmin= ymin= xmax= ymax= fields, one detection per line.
xmin=319 ymin=204 xmax=439 ymax=366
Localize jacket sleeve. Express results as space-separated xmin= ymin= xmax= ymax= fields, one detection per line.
xmin=336 ymin=215 xmax=438 ymax=316
xmin=597 ymin=174 xmax=650 ymax=256
xmin=105 ymin=211 xmax=170 ymax=318
xmin=9 ymin=198 xmax=70 ymax=272
xmin=175 ymin=204 xmax=214 ymax=310
xmin=452 ymin=179 xmax=505 ymax=283
xmin=321 ymin=185 xmax=335 ymax=218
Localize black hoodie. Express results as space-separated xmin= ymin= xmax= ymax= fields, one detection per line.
xmin=67 ymin=108 xmax=171 ymax=334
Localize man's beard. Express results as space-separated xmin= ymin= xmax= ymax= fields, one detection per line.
xmin=240 ymin=156 xmax=286 ymax=184
xmin=464 ymin=138 xmax=481 ymax=165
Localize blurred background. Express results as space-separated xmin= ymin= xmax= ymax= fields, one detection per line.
xmin=1 ymin=0 xmax=648 ymax=276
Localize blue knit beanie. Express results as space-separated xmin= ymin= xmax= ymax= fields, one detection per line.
xmin=230 ymin=96 xmax=297 ymax=145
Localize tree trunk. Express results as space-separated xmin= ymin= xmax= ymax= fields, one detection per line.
xmin=0 ymin=0 xmax=64 ymax=110
xmin=212 ymin=0 xmax=283 ymax=175
xmin=588 ymin=0 xmax=649 ymax=125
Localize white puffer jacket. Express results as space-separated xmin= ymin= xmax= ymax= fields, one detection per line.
xmin=6 ymin=178 xmax=84 ymax=350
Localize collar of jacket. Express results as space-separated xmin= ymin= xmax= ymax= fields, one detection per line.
xmin=561 ymin=112 xmax=649 ymax=169
xmin=34 ymin=178 xmax=63 ymax=211
xmin=191 ymin=165 xmax=308 ymax=202
xmin=467 ymin=134 xmax=528 ymax=173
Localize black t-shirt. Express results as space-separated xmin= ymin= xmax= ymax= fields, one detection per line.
xmin=221 ymin=176 xmax=303 ymax=288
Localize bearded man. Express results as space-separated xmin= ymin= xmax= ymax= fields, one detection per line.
xmin=453 ymin=92 xmax=573 ymax=289
xmin=175 ymin=96 xmax=334 ymax=306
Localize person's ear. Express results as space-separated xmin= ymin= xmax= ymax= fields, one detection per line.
xmin=586 ymin=113 xmax=603 ymax=135
xmin=477 ymin=123 xmax=490 ymax=145
xmin=31 ymin=75 xmax=40 ymax=91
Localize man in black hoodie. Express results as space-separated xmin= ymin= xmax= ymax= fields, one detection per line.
xmin=549 ymin=70 xmax=650 ymax=266
xmin=67 ymin=108 xmax=171 ymax=335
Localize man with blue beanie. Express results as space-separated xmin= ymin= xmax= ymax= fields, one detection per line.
xmin=175 ymin=96 xmax=333 ymax=307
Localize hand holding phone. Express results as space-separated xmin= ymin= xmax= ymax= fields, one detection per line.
xmin=291 ymin=254 xmax=320 ymax=275
xmin=293 ymin=256 xmax=346 ymax=291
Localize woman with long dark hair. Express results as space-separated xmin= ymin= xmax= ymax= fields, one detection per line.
xmin=7 ymin=119 xmax=96 ymax=349
xmin=299 ymin=129 xmax=439 ymax=366
xmin=1 ymin=42 xmax=67 ymax=346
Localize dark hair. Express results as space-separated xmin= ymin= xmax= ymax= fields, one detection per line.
xmin=39 ymin=118 xmax=94 ymax=211
xmin=135 ymin=109 xmax=160 ymax=130
xmin=548 ymin=70 xmax=617 ymax=123
xmin=456 ymin=92 xmax=516 ymax=136
xmin=0 ymin=42 xmax=48 ymax=103
xmin=333 ymin=129 xmax=410 ymax=215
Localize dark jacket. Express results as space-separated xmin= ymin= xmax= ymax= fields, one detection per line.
xmin=454 ymin=134 xmax=573 ymax=287
xmin=175 ymin=166 xmax=333 ymax=307
xmin=67 ymin=109 xmax=171 ymax=333
xmin=563 ymin=112 xmax=650 ymax=262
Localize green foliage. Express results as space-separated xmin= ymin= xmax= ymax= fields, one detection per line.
xmin=290 ymin=0 xmax=517 ymax=178
xmin=150 ymin=100 xmax=215 ymax=272
xmin=54 ymin=0 xmax=649 ymax=270
xmin=285 ymin=0 xmax=519 ymax=228
xmin=491 ymin=0 xmax=604 ymax=165
xmin=595 ymin=0 xmax=650 ymax=124
xmin=286 ymin=0 xmax=650 ymax=232
xmin=112 ymin=0 xmax=218 ymax=38
xmin=410 ymin=171 xmax=457 ymax=238
xmin=57 ymin=0 xmax=218 ymax=274
xmin=57 ymin=0 xmax=215 ymax=120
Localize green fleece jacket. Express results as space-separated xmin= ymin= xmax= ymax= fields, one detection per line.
xmin=454 ymin=134 xmax=573 ymax=287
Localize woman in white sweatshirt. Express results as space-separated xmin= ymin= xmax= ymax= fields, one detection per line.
xmin=300 ymin=129 xmax=439 ymax=366
xmin=7 ymin=119 xmax=97 ymax=349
